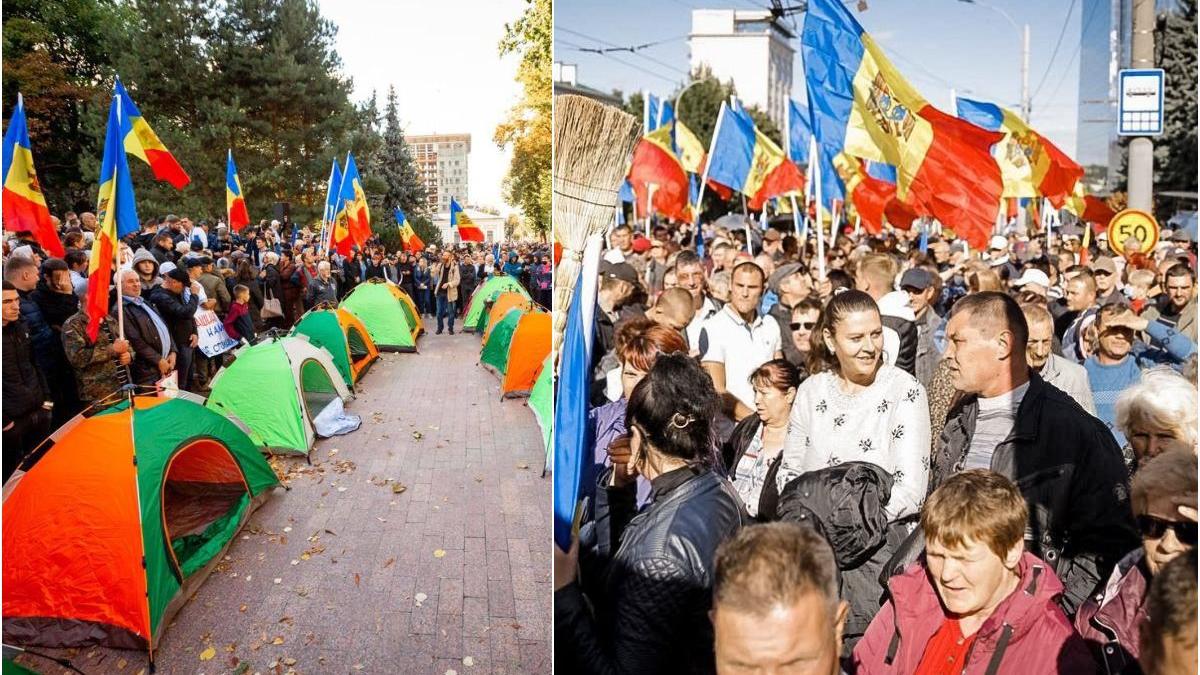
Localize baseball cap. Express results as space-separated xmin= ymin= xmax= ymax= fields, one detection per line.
xmin=768 ymin=263 xmax=804 ymax=294
xmin=600 ymin=261 xmax=639 ymax=285
xmin=1089 ymin=256 xmax=1117 ymax=275
xmin=899 ymin=268 xmax=935 ymax=291
xmin=164 ymin=267 xmax=190 ymax=284
xmin=631 ymin=236 xmax=652 ymax=254
xmin=183 ymin=256 xmax=209 ymax=268
xmin=988 ymin=235 xmax=1008 ymax=251
xmin=159 ymin=261 xmax=177 ymax=276
xmin=1012 ymin=268 xmax=1051 ymax=289
xmin=763 ymin=228 xmax=782 ymax=242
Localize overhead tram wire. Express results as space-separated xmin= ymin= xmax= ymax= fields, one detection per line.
xmin=1036 ymin=0 xmax=1104 ymax=109
xmin=557 ymin=26 xmax=690 ymax=78
xmin=558 ymin=40 xmax=683 ymax=85
xmin=1030 ymin=0 xmax=1078 ymax=102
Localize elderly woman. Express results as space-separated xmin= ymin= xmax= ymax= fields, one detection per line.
xmin=1114 ymin=366 xmax=1198 ymax=473
xmin=1076 ymin=449 xmax=1196 ymax=673
xmin=722 ymin=359 xmax=799 ymax=520
xmin=555 ymin=354 xmax=747 ymax=674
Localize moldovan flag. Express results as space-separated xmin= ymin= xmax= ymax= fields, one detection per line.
xmin=2 ymin=94 xmax=64 ymax=257
xmin=629 ymin=125 xmax=691 ymax=223
xmin=956 ymin=97 xmax=1083 ymax=207
xmin=395 ymin=207 xmax=425 ymax=253
xmin=451 ymin=198 xmax=485 ymax=242
xmin=339 ymin=153 xmax=372 ymax=249
xmin=787 ymin=99 xmax=813 ymax=165
xmin=114 ymin=77 xmax=189 ymax=189
xmin=87 ymin=96 xmax=140 ymax=341
xmin=838 ymin=156 xmax=920 ymax=234
xmin=226 ymin=150 xmax=250 ymax=231
xmin=802 ymin=0 xmax=1004 ymax=250
xmin=706 ymin=102 xmax=805 ymax=210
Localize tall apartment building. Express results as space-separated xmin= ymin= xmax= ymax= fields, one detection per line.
xmin=408 ymin=133 xmax=471 ymax=214
xmin=689 ymin=9 xmax=795 ymax=132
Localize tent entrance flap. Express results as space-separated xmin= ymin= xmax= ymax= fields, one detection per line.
xmin=299 ymin=358 xmax=340 ymax=420
xmin=347 ymin=328 xmax=370 ymax=360
xmin=161 ymin=439 xmax=251 ymax=580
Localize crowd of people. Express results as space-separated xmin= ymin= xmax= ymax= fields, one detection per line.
xmin=555 ymin=216 xmax=1198 ymax=674
xmin=2 ymin=213 xmax=551 ymax=480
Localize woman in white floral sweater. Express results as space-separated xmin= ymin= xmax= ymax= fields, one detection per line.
xmin=775 ymin=289 xmax=931 ymax=520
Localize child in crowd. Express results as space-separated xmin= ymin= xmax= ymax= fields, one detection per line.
xmin=223 ymin=284 xmax=256 ymax=345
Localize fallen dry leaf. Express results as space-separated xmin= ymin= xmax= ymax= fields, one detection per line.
xmin=271 ymin=635 xmax=285 ymax=645
xmin=116 ymin=658 xmax=128 ymax=670
xmin=433 ymin=549 xmax=446 ymax=558
xmin=411 ymin=431 xmax=423 ymax=440
xmin=384 ymin=557 xmax=395 ymax=568
xmin=392 ymin=483 xmax=407 ymax=494
xmin=239 ymin=604 xmax=248 ymax=613
xmin=199 ymin=646 xmax=216 ymax=661
xmin=354 ymin=572 xmax=361 ymax=587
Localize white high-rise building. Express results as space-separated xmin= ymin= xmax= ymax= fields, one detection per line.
xmin=409 ymin=133 xmax=471 ymax=214
xmin=689 ymin=9 xmax=795 ymax=131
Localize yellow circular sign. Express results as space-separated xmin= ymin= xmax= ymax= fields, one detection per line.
xmin=1107 ymin=209 xmax=1159 ymax=255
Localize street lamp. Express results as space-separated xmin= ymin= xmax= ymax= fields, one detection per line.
xmin=958 ymin=0 xmax=1029 ymax=121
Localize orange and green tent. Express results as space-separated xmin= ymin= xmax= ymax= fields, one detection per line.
xmin=481 ymin=291 xmax=536 ymax=343
xmin=464 ymin=275 xmax=530 ymax=330
xmin=480 ymin=308 xmax=551 ymax=398
xmin=3 ymin=396 xmax=279 ymax=654
xmin=290 ymin=306 xmax=379 ymax=387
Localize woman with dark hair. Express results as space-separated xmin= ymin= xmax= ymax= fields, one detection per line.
xmin=777 ymin=290 xmax=930 ymax=518
xmin=722 ymin=359 xmax=799 ymax=519
xmin=555 ymin=353 xmax=747 ymax=674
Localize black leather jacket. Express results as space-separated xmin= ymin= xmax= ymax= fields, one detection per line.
xmin=556 ymin=466 xmax=747 ymax=674
xmin=930 ymin=371 xmax=1139 ymax=613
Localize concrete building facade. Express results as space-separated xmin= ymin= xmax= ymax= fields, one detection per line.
xmin=409 ymin=133 xmax=471 ymax=214
xmin=688 ymin=9 xmax=795 ymax=131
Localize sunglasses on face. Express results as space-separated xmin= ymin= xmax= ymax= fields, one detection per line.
xmin=790 ymin=321 xmax=817 ymax=331
xmin=1137 ymin=515 xmax=1198 ymax=545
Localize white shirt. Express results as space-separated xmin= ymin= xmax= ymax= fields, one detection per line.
xmin=965 ymin=380 xmax=1030 ymax=471
xmin=776 ymin=365 xmax=931 ymax=520
xmin=602 ymin=248 xmax=626 ymax=264
xmin=699 ymin=304 xmax=782 ymax=412
xmin=685 ymin=296 xmax=720 ymax=349
xmin=733 ymin=427 xmax=776 ymax=518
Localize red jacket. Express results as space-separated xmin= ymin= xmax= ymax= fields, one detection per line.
xmin=1073 ymin=548 xmax=1148 ymax=673
xmin=222 ymin=301 xmax=253 ymax=342
xmin=852 ymin=552 xmax=1097 ymax=674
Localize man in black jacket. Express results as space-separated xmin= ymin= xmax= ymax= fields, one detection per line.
xmin=117 ymin=270 xmax=175 ymax=386
xmin=934 ymin=291 xmax=1139 ymax=613
xmin=3 ymin=281 xmax=51 ymax=479
xmin=149 ymin=267 xmax=198 ymax=391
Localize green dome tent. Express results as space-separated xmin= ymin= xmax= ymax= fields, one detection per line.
xmin=529 ymin=353 xmax=552 ymax=457
xmin=206 ymin=336 xmax=353 ymax=456
xmin=479 ymin=308 xmax=525 ymax=375
xmin=339 ymin=282 xmax=418 ymax=352
xmin=290 ymin=306 xmax=380 ymax=388
xmin=464 ymin=275 xmax=530 ymax=331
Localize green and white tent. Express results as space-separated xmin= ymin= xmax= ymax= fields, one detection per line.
xmin=529 ymin=353 xmax=553 ymax=467
xmin=464 ymin=275 xmax=530 ymax=330
xmin=206 ymin=336 xmax=353 ymax=456
xmin=340 ymin=282 xmax=418 ymax=352
xmin=290 ymin=306 xmax=379 ymax=388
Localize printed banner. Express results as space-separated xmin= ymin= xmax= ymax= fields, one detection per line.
xmin=196 ymin=307 xmax=238 ymax=357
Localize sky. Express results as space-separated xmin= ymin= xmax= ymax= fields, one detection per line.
xmin=316 ymin=0 xmax=527 ymax=215
xmin=555 ymin=0 xmax=1084 ymax=155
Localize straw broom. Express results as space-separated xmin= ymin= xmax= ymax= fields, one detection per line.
xmin=552 ymin=95 xmax=640 ymax=357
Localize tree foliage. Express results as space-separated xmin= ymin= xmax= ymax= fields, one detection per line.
xmin=495 ymin=0 xmax=551 ymax=240
xmin=1154 ymin=0 xmax=1197 ymax=195
xmin=2 ymin=0 xmax=421 ymax=228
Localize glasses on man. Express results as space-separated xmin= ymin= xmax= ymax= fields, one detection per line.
xmin=790 ymin=321 xmax=817 ymax=331
xmin=1136 ymin=515 xmax=1198 ymax=546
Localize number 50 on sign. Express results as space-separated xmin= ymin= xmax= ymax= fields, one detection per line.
xmin=1107 ymin=209 xmax=1159 ymax=256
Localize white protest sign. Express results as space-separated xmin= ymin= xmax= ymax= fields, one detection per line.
xmin=195 ymin=308 xmax=238 ymax=357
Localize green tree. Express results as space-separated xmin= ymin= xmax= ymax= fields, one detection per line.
xmin=370 ymin=85 xmax=427 ymax=222
xmin=495 ymin=0 xmax=551 ymax=240
xmin=1154 ymin=0 xmax=1197 ymax=198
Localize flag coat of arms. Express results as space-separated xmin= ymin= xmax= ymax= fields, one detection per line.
xmin=451 ymin=198 xmax=485 ymax=242
xmin=87 ymin=96 xmax=141 ymax=341
xmin=2 ymin=94 xmax=64 ymax=257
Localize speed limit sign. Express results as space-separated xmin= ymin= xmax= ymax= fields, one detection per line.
xmin=1107 ymin=209 xmax=1159 ymax=255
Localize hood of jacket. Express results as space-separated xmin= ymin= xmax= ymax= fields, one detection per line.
xmin=877 ymin=290 xmax=917 ymax=321
xmin=131 ymin=247 xmax=160 ymax=276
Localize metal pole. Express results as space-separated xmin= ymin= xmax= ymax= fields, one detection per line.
xmin=1021 ymin=24 xmax=1030 ymax=121
xmin=1127 ymin=0 xmax=1155 ymax=211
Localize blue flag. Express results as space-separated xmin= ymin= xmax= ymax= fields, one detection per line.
xmin=553 ymin=267 xmax=595 ymax=550
xmin=787 ymin=99 xmax=812 ymax=164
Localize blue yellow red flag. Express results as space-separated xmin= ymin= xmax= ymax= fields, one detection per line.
xmin=86 ymin=95 xmax=140 ymax=341
xmin=643 ymin=91 xmax=662 ymax=133
xmin=226 ymin=150 xmax=250 ymax=231
xmin=394 ymin=207 xmax=425 ymax=253
xmin=956 ymin=97 xmax=1083 ymax=207
xmin=802 ymin=0 xmax=1004 ymax=249
xmin=629 ymin=125 xmax=692 ymax=223
xmin=2 ymin=94 xmax=64 ymax=257
xmin=114 ymin=77 xmax=189 ymax=189
xmin=705 ymin=102 xmax=805 ymax=210
xmin=338 ymin=153 xmax=372 ymax=252
xmin=450 ymin=198 xmax=485 ymax=242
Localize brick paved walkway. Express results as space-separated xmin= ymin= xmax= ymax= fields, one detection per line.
xmin=18 ymin=332 xmax=551 ymax=675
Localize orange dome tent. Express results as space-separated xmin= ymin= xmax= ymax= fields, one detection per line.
xmin=482 ymin=292 xmax=536 ymax=344
xmin=500 ymin=311 xmax=552 ymax=398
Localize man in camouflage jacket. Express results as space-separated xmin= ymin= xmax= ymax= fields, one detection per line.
xmin=62 ymin=306 xmax=132 ymax=405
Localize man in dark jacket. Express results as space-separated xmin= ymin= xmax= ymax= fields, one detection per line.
xmin=150 ymin=231 xmax=177 ymax=264
xmin=149 ymin=267 xmax=199 ymax=391
xmin=934 ymin=292 xmax=1139 ymax=613
xmin=3 ymin=281 xmax=52 ymax=480
xmin=117 ymin=270 xmax=175 ymax=386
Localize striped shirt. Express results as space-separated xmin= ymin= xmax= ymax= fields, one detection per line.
xmin=964 ymin=381 xmax=1030 ymax=471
